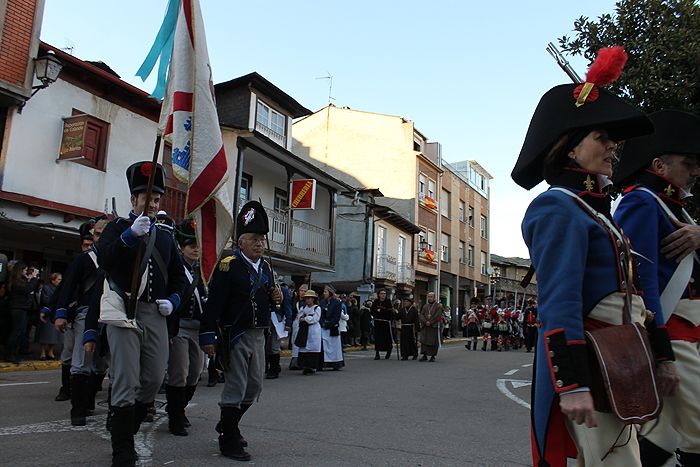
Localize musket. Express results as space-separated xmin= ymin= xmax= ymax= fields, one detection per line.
xmin=546 ymin=42 xmax=583 ymax=84
xmin=259 ymin=198 xmax=282 ymax=310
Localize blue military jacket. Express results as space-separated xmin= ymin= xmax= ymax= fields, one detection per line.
xmin=199 ymin=248 xmax=274 ymax=346
xmin=522 ymin=169 xmax=631 ymax=466
xmin=614 ymin=170 xmax=697 ymax=318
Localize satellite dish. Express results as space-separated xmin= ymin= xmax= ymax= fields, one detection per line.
xmin=486 ymin=266 xmax=494 ymax=275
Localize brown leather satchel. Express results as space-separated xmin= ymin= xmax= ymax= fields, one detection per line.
xmin=584 ymin=235 xmax=662 ymax=425
xmin=585 ymin=322 xmax=662 ymax=424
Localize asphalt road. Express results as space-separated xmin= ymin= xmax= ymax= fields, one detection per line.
xmin=0 ymin=342 xmax=535 ymax=466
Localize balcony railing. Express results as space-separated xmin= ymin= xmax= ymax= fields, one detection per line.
xmin=290 ymin=218 xmax=331 ymax=264
xmin=266 ymin=208 xmax=288 ymax=253
xmin=397 ymin=262 xmax=415 ymax=286
xmin=263 ymin=206 xmax=331 ymax=265
xmin=375 ymin=254 xmax=398 ymax=281
xmin=255 ymin=121 xmax=286 ymax=147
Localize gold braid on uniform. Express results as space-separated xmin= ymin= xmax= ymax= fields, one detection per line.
xmin=219 ymin=255 xmax=235 ymax=272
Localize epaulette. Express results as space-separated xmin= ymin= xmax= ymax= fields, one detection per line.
xmin=219 ymin=255 xmax=236 ymax=272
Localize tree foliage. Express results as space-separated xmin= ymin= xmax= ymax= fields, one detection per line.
xmin=559 ymin=0 xmax=700 ymax=114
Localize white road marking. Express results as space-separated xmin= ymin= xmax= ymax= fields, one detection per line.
xmin=504 ymin=369 xmax=518 ymax=375
xmin=511 ymin=380 xmax=532 ymax=389
xmin=0 ymin=381 xmax=49 ymax=388
xmin=521 ymin=363 xmax=533 ymax=368
xmin=496 ymin=379 xmax=531 ymax=410
xmin=0 ymin=398 xmax=188 ymax=466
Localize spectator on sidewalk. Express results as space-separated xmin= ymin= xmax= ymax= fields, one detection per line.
xmin=359 ymin=300 xmax=372 ymax=350
xmin=38 ymin=272 xmax=62 ymax=360
xmin=348 ymin=298 xmax=360 ymax=346
xmin=5 ymin=261 xmax=39 ymax=364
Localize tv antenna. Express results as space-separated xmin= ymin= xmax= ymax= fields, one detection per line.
xmin=315 ymin=72 xmax=335 ymax=104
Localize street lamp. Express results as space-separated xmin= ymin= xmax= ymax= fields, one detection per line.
xmin=32 ymin=51 xmax=63 ymax=96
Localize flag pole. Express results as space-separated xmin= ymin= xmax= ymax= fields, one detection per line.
xmin=128 ymin=134 xmax=162 ymax=317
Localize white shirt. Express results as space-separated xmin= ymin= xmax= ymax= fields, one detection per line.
xmin=240 ymin=251 xmax=262 ymax=273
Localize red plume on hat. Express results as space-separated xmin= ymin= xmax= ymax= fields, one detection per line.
xmin=573 ymin=46 xmax=628 ymax=107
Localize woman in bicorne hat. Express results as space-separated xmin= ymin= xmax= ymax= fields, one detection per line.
xmin=512 ymin=47 xmax=668 ymax=467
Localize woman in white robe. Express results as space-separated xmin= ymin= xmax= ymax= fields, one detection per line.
xmin=296 ymin=290 xmax=322 ymax=375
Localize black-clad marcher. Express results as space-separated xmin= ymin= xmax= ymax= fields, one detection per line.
xmin=53 ymin=231 xmax=97 ymax=402
xmin=398 ymin=296 xmax=419 ymax=360
xmin=165 ymin=219 xmax=206 ymax=436
xmin=370 ymin=289 xmax=396 ymax=360
xmin=53 ymin=220 xmax=105 ymax=426
xmin=359 ymin=300 xmax=372 ymax=350
xmin=199 ymin=201 xmax=282 ymax=462
xmin=88 ymin=162 xmax=186 ymax=467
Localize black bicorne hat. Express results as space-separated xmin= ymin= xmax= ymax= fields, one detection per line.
xmin=79 ymin=220 xmax=96 ymax=241
xmin=613 ymin=110 xmax=700 ymax=187
xmin=126 ymin=162 xmax=166 ymax=194
xmin=155 ymin=210 xmax=175 ymax=229
xmin=175 ymin=218 xmax=197 ymax=247
xmin=235 ymin=201 xmax=269 ymax=238
xmin=511 ymin=47 xmax=653 ymax=190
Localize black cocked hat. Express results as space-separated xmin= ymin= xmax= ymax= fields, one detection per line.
xmin=235 ymin=201 xmax=269 ymax=238
xmin=126 ymin=161 xmax=165 ymax=194
xmin=155 ymin=210 xmax=174 ymax=229
xmin=175 ymin=218 xmax=197 ymax=247
xmin=613 ymin=110 xmax=700 ymax=186
xmin=79 ymin=220 xmax=95 ymax=241
xmin=511 ymin=47 xmax=653 ymax=190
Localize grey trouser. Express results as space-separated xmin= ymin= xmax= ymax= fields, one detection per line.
xmin=168 ymin=322 xmax=204 ymax=387
xmin=266 ymin=324 xmax=281 ymax=355
xmin=107 ymin=303 xmax=168 ymax=408
xmin=60 ymin=325 xmax=75 ymax=364
xmin=220 ymin=328 xmax=265 ymax=408
xmin=70 ymin=309 xmax=94 ymax=375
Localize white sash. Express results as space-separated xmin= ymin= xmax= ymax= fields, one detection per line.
xmin=183 ymin=265 xmax=202 ymax=313
xmin=633 ymin=188 xmax=697 ymax=323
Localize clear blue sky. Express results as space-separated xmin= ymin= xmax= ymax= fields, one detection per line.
xmin=40 ymin=0 xmax=620 ymax=258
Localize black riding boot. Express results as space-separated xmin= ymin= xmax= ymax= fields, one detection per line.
xmin=374 ymin=351 xmax=380 ymax=360
xmin=55 ymin=363 xmax=71 ymax=401
xmin=86 ymin=373 xmax=99 ymax=414
xmin=637 ymin=438 xmax=672 ymax=467
xmin=676 ymin=449 xmax=700 ymax=467
xmin=385 ymin=348 xmax=392 ymax=359
xmin=133 ymin=401 xmax=150 ymax=434
xmin=207 ymin=357 xmax=218 ymax=387
xmin=111 ymin=405 xmax=137 ymax=467
xmin=70 ymin=374 xmax=88 ymax=426
xmin=106 ymin=386 xmax=114 ymax=432
xmin=183 ymin=385 xmax=197 ymax=427
xmin=218 ymin=407 xmax=250 ymax=461
xmin=266 ymin=354 xmax=281 ymax=379
xmin=166 ymin=385 xmax=188 ymax=436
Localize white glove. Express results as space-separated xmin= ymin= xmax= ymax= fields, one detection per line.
xmin=156 ymin=299 xmax=174 ymax=316
xmin=130 ymin=214 xmax=151 ymax=237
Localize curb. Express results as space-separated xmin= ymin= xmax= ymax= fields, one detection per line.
xmin=0 ymin=360 xmax=62 ymax=373
xmin=0 ymin=339 xmax=470 ymax=372
xmin=280 ymin=337 xmax=468 ymax=357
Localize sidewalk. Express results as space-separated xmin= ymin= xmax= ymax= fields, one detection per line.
xmin=0 ymin=359 xmax=62 ymax=373
xmin=1 ymin=338 xmax=468 ymax=373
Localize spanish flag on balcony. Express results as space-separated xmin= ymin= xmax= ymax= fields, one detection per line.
xmin=423 ymin=249 xmax=436 ymax=263
xmin=422 ymin=195 xmax=437 ymax=210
